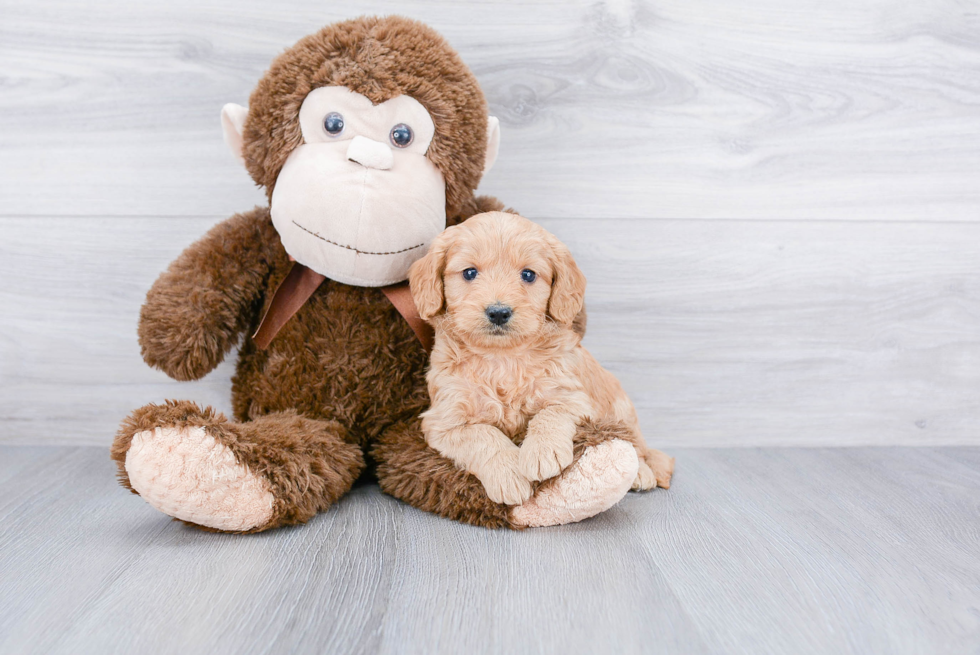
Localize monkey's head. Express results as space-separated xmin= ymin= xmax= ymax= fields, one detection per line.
xmin=220 ymin=16 xmax=500 ymax=287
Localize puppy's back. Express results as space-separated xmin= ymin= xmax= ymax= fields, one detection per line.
xmin=568 ymin=344 xmax=642 ymax=436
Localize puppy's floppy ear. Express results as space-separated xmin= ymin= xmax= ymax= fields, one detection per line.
xmin=546 ymin=237 xmax=587 ymax=326
xmin=409 ymin=229 xmax=455 ymax=320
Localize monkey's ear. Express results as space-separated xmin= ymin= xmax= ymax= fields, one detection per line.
xmin=547 ymin=238 xmax=587 ymax=327
xmin=221 ymin=103 xmax=249 ymax=164
xmin=409 ymin=230 xmax=455 ymax=321
xmin=482 ymin=116 xmax=501 ymax=175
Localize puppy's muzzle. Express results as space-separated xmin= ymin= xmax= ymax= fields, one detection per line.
xmin=485 ymin=303 xmax=513 ymax=327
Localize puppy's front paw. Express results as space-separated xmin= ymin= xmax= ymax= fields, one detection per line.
xmin=519 ymin=435 xmax=574 ymax=482
xmin=479 ymin=449 xmax=533 ymax=505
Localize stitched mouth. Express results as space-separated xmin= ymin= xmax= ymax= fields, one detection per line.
xmin=292 ymin=221 xmax=424 ymax=256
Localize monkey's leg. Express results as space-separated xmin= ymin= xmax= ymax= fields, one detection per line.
xmin=111 ymin=401 xmax=364 ymax=533
xmin=371 ymin=419 xmax=640 ymax=529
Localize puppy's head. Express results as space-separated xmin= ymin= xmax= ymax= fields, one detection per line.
xmin=409 ymin=211 xmax=586 ymax=348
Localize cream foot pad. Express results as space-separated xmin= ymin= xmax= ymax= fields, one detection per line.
xmin=125 ymin=427 xmax=275 ymax=532
xmin=510 ymin=439 xmax=639 ymax=528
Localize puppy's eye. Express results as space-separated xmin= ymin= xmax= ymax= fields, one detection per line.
xmin=390 ymin=123 xmax=414 ymax=148
xmin=521 ymin=269 xmax=537 ymax=283
xmin=323 ymin=112 xmax=344 ymax=136
xmin=462 ymin=268 xmax=478 ymax=281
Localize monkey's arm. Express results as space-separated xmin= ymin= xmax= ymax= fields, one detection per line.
xmin=138 ymin=206 xmax=281 ymax=381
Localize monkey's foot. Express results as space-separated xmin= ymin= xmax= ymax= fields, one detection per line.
xmin=124 ymin=425 xmax=275 ymax=532
xmin=114 ymin=401 xmax=365 ymax=533
xmin=510 ymin=438 xmax=638 ymax=528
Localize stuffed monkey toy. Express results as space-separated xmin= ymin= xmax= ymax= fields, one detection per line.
xmin=111 ymin=16 xmax=643 ymax=532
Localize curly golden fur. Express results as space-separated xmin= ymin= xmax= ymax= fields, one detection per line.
xmin=410 ymin=212 xmax=674 ymax=503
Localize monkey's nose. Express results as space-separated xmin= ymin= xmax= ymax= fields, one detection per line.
xmin=346 ymin=135 xmax=394 ymax=170
xmin=485 ymin=304 xmax=513 ymax=327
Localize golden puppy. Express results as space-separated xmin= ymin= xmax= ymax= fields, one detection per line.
xmin=408 ymin=211 xmax=673 ymax=505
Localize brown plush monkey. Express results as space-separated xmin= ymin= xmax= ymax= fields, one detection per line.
xmin=111 ymin=16 xmax=644 ymax=532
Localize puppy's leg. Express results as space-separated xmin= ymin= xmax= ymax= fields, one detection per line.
xmin=373 ymin=419 xmax=513 ymax=528
xmin=519 ymin=406 xmax=578 ymax=481
xmin=609 ymin=396 xmax=674 ymax=490
xmin=619 ymin=418 xmax=673 ymax=490
xmin=633 ymin=447 xmax=675 ymax=490
xmin=427 ymin=424 xmax=532 ymax=505
xmin=375 ymin=419 xmax=643 ymax=529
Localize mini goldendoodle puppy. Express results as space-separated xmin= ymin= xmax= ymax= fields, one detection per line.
xmin=409 ymin=211 xmax=673 ymax=506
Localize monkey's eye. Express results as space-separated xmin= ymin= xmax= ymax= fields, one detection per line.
xmin=462 ymin=267 xmax=478 ymax=281
xmin=390 ymin=123 xmax=414 ymax=148
xmin=323 ymin=112 xmax=345 ymax=136
xmin=521 ymin=269 xmax=537 ymax=283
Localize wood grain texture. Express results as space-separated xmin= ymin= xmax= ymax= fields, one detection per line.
xmin=1 ymin=446 xmax=978 ymax=654
xmin=1 ymin=0 xmax=978 ymax=219
xmin=0 ymin=218 xmax=980 ymax=446
xmin=2 ymin=216 xmax=978 ymax=447
xmin=2 ymin=1 xmax=979 ymax=448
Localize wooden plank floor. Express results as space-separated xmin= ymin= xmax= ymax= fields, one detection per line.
xmin=2 ymin=446 xmax=978 ymax=654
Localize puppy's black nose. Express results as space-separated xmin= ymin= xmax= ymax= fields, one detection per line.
xmin=485 ymin=304 xmax=512 ymax=326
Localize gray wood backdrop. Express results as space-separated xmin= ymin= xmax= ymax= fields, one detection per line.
xmin=2 ymin=0 xmax=979 ymax=446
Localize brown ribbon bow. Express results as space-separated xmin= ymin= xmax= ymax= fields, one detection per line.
xmin=252 ymin=262 xmax=434 ymax=353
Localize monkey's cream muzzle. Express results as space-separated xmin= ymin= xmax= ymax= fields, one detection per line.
xmin=271 ymin=140 xmax=445 ymax=287
xmin=221 ymin=85 xmax=500 ymax=288
xmin=267 ymin=87 xmax=446 ymax=287
xmin=243 ymin=87 xmax=446 ymax=286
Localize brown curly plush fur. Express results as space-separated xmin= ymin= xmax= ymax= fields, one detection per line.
xmin=243 ymin=15 xmax=489 ymax=218
xmin=112 ymin=16 xmax=608 ymax=532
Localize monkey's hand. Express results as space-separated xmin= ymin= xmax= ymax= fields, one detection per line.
xmin=138 ymin=207 xmax=280 ymax=381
